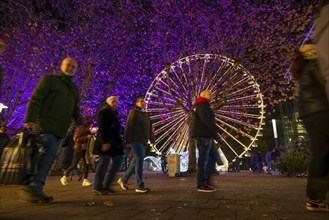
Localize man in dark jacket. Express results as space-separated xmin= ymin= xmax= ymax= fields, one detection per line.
xmin=191 ymin=90 xmax=219 ymax=192
xmin=117 ymin=97 xmax=154 ymax=193
xmin=93 ymin=96 xmax=123 ymax=195
xmin=23 ymin=57 xmax=83 ymax=203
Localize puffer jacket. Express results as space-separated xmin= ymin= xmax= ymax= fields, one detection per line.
xmin=296 ymin=60 xmax=329 ymax=118
xmin=191 ymin=97 xmax=219 ymax=139
xmin=25 ymin=72 xmax=83 ymax=137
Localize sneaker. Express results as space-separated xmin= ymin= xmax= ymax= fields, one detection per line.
xmin=82 ymin=179 xmax=92 ymax=187
xmin=135 ymin=187 xmax=150 ymax=193
xmin=306 ymin=199 xmax=329 ymax=212
xmin=60 ymin=175 xmax=70 ymax=186
xmin=117 ymin=178 xmax=128 ymax=190
xmin=197 ymin=185 xmax=216 ymax=192
xmin=93 ymin=190 xmax=109 ymax=195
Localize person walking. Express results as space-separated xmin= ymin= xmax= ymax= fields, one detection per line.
xmin=117 ymin=97 xmax=154 ymax=193
xmin=93 ymin=96 xmax=124 ymax=195
xmin=23 ymin=57 xmax=83 ymax=203
xmin=265 ymin=149 xmax=272 ymax=174
xmin=60 ymin=120 xmax=92 ymax=187
xmin=191 ymin=90 xmax=220 ymax=192
xmin=291 ymin=44 xmax=329 ymax=212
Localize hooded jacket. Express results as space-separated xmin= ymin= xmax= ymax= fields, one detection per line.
xmin=25 ymin=72 xmax=83 ymax=137
xmin=191 ymin=97 xmax=219 ymax=139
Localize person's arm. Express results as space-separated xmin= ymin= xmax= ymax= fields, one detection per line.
xmin=24 ymin=75 xmax=51 ymax=128
xmin=124 ymin=110 xmax=135 ymax=146
xmin=196 ymin=103 xmax=219 ymax=139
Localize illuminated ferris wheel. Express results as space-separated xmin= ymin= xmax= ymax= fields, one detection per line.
xmin=145 ymin=54 xmax=265 ymax=159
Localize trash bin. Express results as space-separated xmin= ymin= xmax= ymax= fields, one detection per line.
xmin=167 ymin=154 xmax=180 ymax=177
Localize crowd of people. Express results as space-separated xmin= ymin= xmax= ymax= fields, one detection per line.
xmin=0 ymin=1 xmax=327 ymax=212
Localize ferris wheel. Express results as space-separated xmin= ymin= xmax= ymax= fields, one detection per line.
xmin=145 ymin=54 xmax=265 ymax=160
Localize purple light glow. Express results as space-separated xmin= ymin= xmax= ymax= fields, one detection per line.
xmin=0 ymin=0 xmax=318 ymax=130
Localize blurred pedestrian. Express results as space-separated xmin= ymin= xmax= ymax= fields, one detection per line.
xmin=265 ymin=150 xmax=272 ymax=174
xmin=23 ymin=57 xmax=83 ymax=203
xmin=314 ymin=0 xmax=329 ymax=102
xmin=117 ymin=97 xmax=154 ymax=193
xmin=291 ymin=44 xmax=329 ymax=212
xmin=94 ymin=96 xmax=123 ymax=195
xmin=60 ymin=120 xmax=92 ymax=187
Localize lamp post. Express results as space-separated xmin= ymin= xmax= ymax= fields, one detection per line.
xmin=272 ymin=119 xmax=279 ymax=148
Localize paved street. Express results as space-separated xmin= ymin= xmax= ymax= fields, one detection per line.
xmin=0 ymin=171 xmax=328 ymax=220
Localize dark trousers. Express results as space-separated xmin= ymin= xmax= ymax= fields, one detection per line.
xmin=65 ymin=150 xmax=89 ymax=179
xmin=303 ymin=111 xmax=329 ymax=200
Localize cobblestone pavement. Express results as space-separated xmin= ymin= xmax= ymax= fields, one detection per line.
xmin=0 ymin=171 xmax=328 ymax=220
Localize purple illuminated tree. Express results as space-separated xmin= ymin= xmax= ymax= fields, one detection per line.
xmin=0 ymin=0 xmax=318 ymax=171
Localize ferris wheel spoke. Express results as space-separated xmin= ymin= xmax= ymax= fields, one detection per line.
xmin=155 ymin=116 xmax=186 ymax=141
xmin=152 ymin=111 xmax=186 ymax=127
xmin=149 ymin=108 xmax=185 ymax=120
xmin=216 ymin=118 xmax=255 ymax=139
xmin=156 ymin=119 xmax=186 ymax=148
xmin=217 ymin=125 xmax=248 ymax=150
xmin=217 ymin=109 xmax=264 ymax=120
xmin=145 ymin=53 xmax=265 ymax=160
xmin=171 ymin=123 xmax=189 ymax=153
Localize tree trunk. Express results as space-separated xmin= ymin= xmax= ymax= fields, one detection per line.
xmin=187 ymin=112 xmax=197 ymax=172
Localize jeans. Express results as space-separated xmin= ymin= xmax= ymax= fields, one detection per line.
xmin=94 ymin=154 xmax=123 ymax=191
xmin=28 ymin=133 xmax=60 ymax=194
xmin=196 ymin=137 xmax=215 ymax=188
xmin=121 ymin=142 xmax=145 ymax=189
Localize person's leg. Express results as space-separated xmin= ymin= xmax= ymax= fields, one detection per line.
xmin=196 ymin=137 xmax=212 ymax=188
xmin=303 ymin=113 xmax=329 ymax=201
xmin=94 ymin=154 xmax=110 ymax=191
xmin=121 ymin=156 xmax=136 ymax=183
xmin=131 ymin=142 xmax=145 ymax=189
xmin=81 ymin=151 xmax=89 ymax=179
xmin=28 ymin=133 xmax=60 ymax=194
xmin=104 ymin=155 xmax=123 ymax=189
xmin=64 ymin=150 xmax=83 ymax=176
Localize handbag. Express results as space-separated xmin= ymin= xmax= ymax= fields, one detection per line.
xmin=0 ymin=131 xmax=42 ymax=185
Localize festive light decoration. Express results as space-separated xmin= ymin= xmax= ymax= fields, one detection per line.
xmin=0 ymin=1 xmax=318 ymax=131
xmin=145 ymin=54 xmax=265 ymax=160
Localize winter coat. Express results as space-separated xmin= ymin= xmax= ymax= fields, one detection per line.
xmin=191 ymin=97 xmax=219 ymax=139
xmin=296 ymin=60 xmax=329 ymax=118
xmin=125 ymin=106 xmax=154 ymax=145
xmin=73 ymin=126 xmax=91 ymax=152
xmin=25 ymin=72 xmax=83 ymax=138
xmin=96 ymin=105 xmax=123 ymax=156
